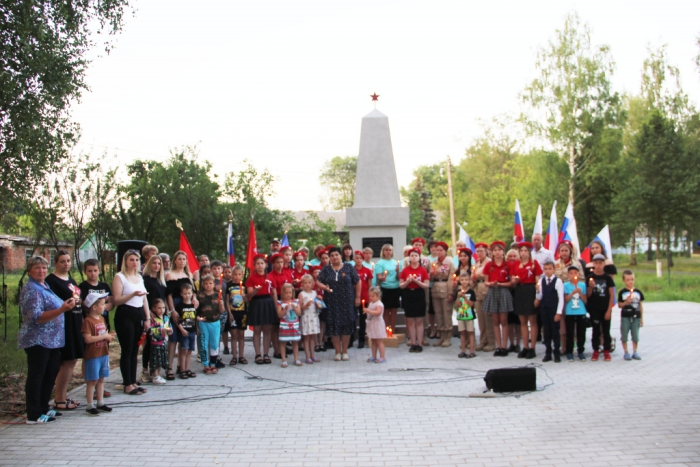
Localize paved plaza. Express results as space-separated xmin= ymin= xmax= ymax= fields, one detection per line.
xmin=1 ymin=301 xmax=699 ymax=466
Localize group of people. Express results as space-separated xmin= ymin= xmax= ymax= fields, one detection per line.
xmin=18 ymin=233 xmax=645 ymax=424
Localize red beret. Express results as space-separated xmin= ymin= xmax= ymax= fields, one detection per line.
xmin=270 ymin=253 xmax=284 ymax=262
xmin=411 ymin=237 xmax=426 ymax=246
xmin=253 ymin=254 xmax=266 ymax=263
xmin=490 ymin=241 xmax=506 ymax=250
xmin=558 ymin=240 xmax=573 ymax=250
xmin=325 ymin=244 xmax=335 ymax=250
xmin=293 ymin=250 xmax=306 ymax=258
xmin=435 ymin=241 xmax=449 ymax=251
xmin=457 ymin=247 xmax=472 ymax=256
xmin=474 ymin=242 xmax=489 ymax=249
xmin=354 ymin=250 xmax=364 ymax=256
xmin=309 ymin=265 xmax=322 ymax=272
xmin=517 ymin=241 xmax=533 ymax=250
xmin=408 ymin=247 xmax=422 ymax=256
xmin=318 ymin=249 xmax=329 ymax=257
xmin=278 ymin=246 xmax=292 ymax=253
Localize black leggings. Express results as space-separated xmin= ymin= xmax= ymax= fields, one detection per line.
xmin=114 ymin=305 xmax=144 ymax=386
xmin=590 ymin=308 xmax=611 ymax=351
xmin=24 ymin=346 xmax=61 ymax=421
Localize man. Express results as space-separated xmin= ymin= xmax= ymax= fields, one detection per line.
xmin=266 ymin=238 xmax=281 ymax=273
xmin=531 ymin=233 xmax=554 ymax=341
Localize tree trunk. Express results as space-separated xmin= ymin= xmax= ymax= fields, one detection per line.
xmin=647 ymin=233 xmax=653 ymax=261
xmin=568 ymin=143 xmax=576 ymax=207
xmin=655 ymin=227 xmax=662 ymax=278
xmin=630 ymin=234 xmax=637 ymax=266
xmin=666 ymin=231 xmax=674 ymax=268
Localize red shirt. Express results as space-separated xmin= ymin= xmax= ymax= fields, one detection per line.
xmin=510 ymin=260 xmax=543 ymax=285
xmin=291 ymin=267 xmax=308 ymax=289
xmin=400 ymin=265 xmax=430 ymax=290
xmin=268 ymin=268 xmax=293 ymax=296
xmin=354 ymin=265 xmax=373 ymax=302
xmin=246 ymin=273 xmax=273 ymax=296
xmin=483 ymin=260 xmax=511 ymax=283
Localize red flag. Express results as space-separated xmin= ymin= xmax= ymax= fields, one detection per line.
xmin=180 ymin=230 xmax=200 ymax=272
xmin=245 ymin=219 xmax=258 ymax=271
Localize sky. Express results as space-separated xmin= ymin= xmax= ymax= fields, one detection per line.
xmin=72 ymin=0 xmax=700 ymax=211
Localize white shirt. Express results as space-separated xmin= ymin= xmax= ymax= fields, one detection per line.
xmin=535 ymin=275 xmax=565 ymax=315
xmin=532 ymin=246 xmax=555 ymax=268
xmin=115 ymin=272 xmax=147 ymax=308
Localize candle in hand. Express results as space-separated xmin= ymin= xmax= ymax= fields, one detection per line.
xmin=218 ymin=289 xmax=223 ymax=301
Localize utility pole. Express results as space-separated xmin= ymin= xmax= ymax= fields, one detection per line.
xmin=446 ymin=156 xmax=457 ymax=251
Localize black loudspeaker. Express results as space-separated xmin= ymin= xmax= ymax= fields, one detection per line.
xmin=484 ymin=367 xmax=536 ymax=393
xmin=116 ymin=240 xmax=148 ymax=271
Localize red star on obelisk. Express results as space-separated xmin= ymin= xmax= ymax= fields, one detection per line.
xmin=370 ymin=92 xmax=379 ymax=109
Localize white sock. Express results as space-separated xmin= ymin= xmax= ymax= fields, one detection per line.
xmin=96 ymin=400 xmax=104 ymax=407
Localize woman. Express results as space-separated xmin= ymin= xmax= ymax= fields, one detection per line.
xmin=429 ymin=242 xmax=455 ymax=348
xmin=375 ymin=244 xmax=401 ymax=333
xmin=399 ymin=248 xmax=430 ymax=352
xmin=19 ymin=256 xmax=76 ymax=423
xmin=247 ymin=254 xmax=278 ymax=364
xmin=452 ymin=240 xmax=467 ymax=268
xmin=317 ymin=247 xmax=361 ymax=361
xmin=341 ymin=244 xmax=354 ymax=263
xmin=165 ymin=250 xmax=196 ymax=380
xmin=481 ymin=241 xmax=513 ymax=356
xmin=472 ymin=243 xmax=494 ymax=351
xmin=112 ymin=250 xmax=149 ymax=395
xmin=555 ymin=241 xmax=582 ymax=353
xmin=44 ymin=250 xmax=83 ymax=411
xmin=511 ymin=242 xmax=542 ymax=359
xmin=159 ymin=253 xmax=171 ymax=275
xmin=141 ymin=254 xmax=167 ymax=383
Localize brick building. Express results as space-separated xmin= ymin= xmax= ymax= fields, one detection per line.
xmin=0 ymin=235 xmax=74 ymax=273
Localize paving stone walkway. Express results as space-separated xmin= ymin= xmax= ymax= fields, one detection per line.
xmin=1 ymin=301 xmax=699 ymax=466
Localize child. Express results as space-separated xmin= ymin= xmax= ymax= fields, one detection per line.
xmin=310 ymin=266 xmax=327 ymax=353
xmin=226 ymin=265 xmax=248 ymax=365
xmin=563 ymin=266 xmax=587 ymax=362
xmin=78 ymin=259 xmax=113 ymax=331
xmin=81 ymin=292 xmax=114 ymax=415
xmin=454 ymin=274 xmax=477 ymax=358
xmin=195 ymin=264 xmax=212 ymax=292
xmin=197 ymin=274 xmax=224 ymax=374
xmin=354 ymin=250 xmax=373 ymax=349
xmin=586 ymin=254 xmax=615 ymax=361
xmin=363 ymin=287 xmax=387 ymax=363
xmin=148 ymin=299 xmax=172 ymax=384
xmin=299 ymin=275 xmax=321 ymax=364
xmin=535 ymin=261 xmax=564 ymax=362
xmin=210 ymin=260 xmax=229 ymax=357
xmin=618 ymin=270 xmax=644 ymax=361
xmin=277 ymin=283 xmax=302 ymax=367
xmin=482 ymin=241 xmax=513 ymax=356
xmin=174 ymin=283 xmax=198 ymax=378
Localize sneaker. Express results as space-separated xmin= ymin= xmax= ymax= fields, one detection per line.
xmin=223 ymin=347 xmax=230 ymax=355
xmin=632 ymin=352 xmax=641 ymax=360
xmin=341 ymin=353 xmax=350 ymax=361
xmin=215 ymin=358 xmax=226 ymax=369
xmin=604 ymin=351 xmax=612 ymax=361
xmin=554 ymin=354 xmax=561 ymax=363
xmin=493 ymin=349 xmax=502 ymax=357
xmin=610 ymin=337 xmax=616 ymax=352
xmin=578 ymin=352 xmax=586 ymax=361
xmin=139 ymin=372 xmax=152 ymax=384
xmin=517 ymin=348 xmax=528 ymax=358
xmin=334 ymin=354 xmax=341 ymax=362
xmin=566 ymin=353 xmax=574 ymax=362
xmin=500 ymin=348 xmax=509 ymax=357
xmin=152 ymin=376 xmax=167 ymax=385
xmin=624 ymin=352 xmax=632 ymax=361
xmin=416 ymin=346 xmax=423 ymax=353
xmin=591 ymin=350 xmax=600 ymax=361
xmin=542 ymin=355 xmax=552 ymax=362
xmin=45 ymin=410 xmax=62 ymax=417
xmin=526 ymin=349 xmax=536 ymax=359
xmin=26 ymin=414 xmax=55 ymax=424
xmin=409 ymin=345 xmax=418 ymax=353
xmin=96 ymin=404 xmax=113 ymax=412
xmin=85 ymin=407 xmax=100 ymax=416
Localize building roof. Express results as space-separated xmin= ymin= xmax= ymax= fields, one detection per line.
xmin=292 ymin=211 xmax=346 ymax=229
xmin=0 ymin=235 xmax=72 ymax=247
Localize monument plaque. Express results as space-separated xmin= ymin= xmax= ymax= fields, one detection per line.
xmin=362 ymin=237 xmax=393 ymax=257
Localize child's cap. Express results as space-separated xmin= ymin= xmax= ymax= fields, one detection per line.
xmin=592 ymin=254 xmax=606 ymax=262
xmin=84 ymin=292 xmax=109 ymax=309
xmin=567 ymin=265 xmax=580 ymax=272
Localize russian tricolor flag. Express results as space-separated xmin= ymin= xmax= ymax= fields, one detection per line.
xmin=532 ymin=205 xmax=543 ymax=238
xmin=281 ymin=233 xmax=290 ymax=248
xmin=544 ymin=201 xmax=559 ymax=253
xmin=559 ymin=202 xmax=580 ymax=255
xmin=580 ymin=225 xmax=613 ymax=264
xmin=457 ymin=223 xmax=476 ymax=252
xmin=514 ymin=199 xmax=524 ymax=242
xmin=227 ymin=221 xmax=236 ymax=266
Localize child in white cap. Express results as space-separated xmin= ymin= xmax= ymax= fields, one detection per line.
xmin=81 ymin=292 xmax=115 ymax=415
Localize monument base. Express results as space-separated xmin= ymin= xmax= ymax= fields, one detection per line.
xmin=346 ymin=206 xmax=409 ymax=259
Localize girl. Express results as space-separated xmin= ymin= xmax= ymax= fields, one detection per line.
xmin=197 ymin=275 xmax=224 ymax=374
xmin=269 ymin=253 xmax=293 ymax=359
xmin=342 ymin=244 xmax=354 ymax=264
xmin=512 ymin=242 xmax=542 ymax=359
xmin=472 ymin=243 xmax=493 ymax=351
xmin=141 ymin=254 xmax=167 ymax=384
xmin=246 ymin=254 xmax=277 ymax=365
xmin=505 ymin=248 xmax=522 ymax=354
xmin=429 ymin=242 xmax=455 ymax=348
xmin=455 ymin=247 xmax=473 ymax=278
xmin=279 ymin=246 xmax=294 ymax=269
xmin=399 ymin=248 xmax=430 ymax=352
xmin=455 ymin=273 xmax=477 ymax=358
xmin=148 ymin=299 xmax=172 ymax=384
xmin=354 ymin=250 xmax=373 ymax=349
xmin=291 ymin=251 xmax=308 ymax=297
xmin=363 ymin=287 xmax=387 ymax=363
xmin=482 ymin=241 xmax=514 ymax=356
xmin=375 ymin=244 xmax=401 ymax=333
xmin=277 ymin=283 xmax=302 ymax=367
xmin=299 ymin=275 xmax=321 ymax=364
xmin=310 ymin=266 xmax=327 ymax=353
xmin=309 ymin=245 xmax=325 ymax=267
xmin=165 ymin=250 xmax=196 ymax=380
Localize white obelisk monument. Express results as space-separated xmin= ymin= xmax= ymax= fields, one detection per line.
xmin=346 ymin=95 xmax=408 ymax=259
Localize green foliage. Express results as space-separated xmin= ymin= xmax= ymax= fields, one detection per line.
xmin=319 ymin=156 xmax=357 ymax=209
xmin=402 ymin=175 xmax=436 ymax=242
xmin=0 ymin=0 xmax=131 ymax=206
xmin=288 ymin=212 xmax=342 ymax=250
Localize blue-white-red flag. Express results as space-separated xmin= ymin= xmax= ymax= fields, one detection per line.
xmin=580 ymin=225 xmax=612 ymax=264
xmin=532 ymin=205 xmax=543 ymax=238
xmin=514 ymin=199 xmax=525 ymax=242
xmin=227 ymin=221 xmax=235 ymax=266
xmin=281 ymin=233 xmax=290 ymax=247
xmin=457 ymin=223 xmax=476 ymax=252
xmin=544 ymin=201 xmax=559 ymax=253
xmin=559 ymin=202 xmax=580 ymax=256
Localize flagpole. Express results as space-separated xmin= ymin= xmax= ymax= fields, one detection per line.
xmin=446 ymin=156 xmax=457 ymax=250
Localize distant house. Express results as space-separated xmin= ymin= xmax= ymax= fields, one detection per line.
xmin=291 ymin=210 xmax=348 ymax=242
xmin=0 ymin=235 xmax=74 ymax=273
xmin=78 ymin=233 xmax=116 ymax=264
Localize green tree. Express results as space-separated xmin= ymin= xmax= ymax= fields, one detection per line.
xmin=319 ymin=156 xmax=357 ymax=209
xmin=402 ymin=175 xmax=435 ymax=242
xmin=0 ymin=0 xmax=132 ymax=205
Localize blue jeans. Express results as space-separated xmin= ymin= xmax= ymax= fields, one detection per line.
xmin=198 ymin=321 xmax=219 ymax=367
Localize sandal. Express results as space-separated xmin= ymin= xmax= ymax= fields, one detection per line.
xmin=229 ymin=358 xmax=237 ymax=366
xmin=124 ymin=388 xmax=141 ymax=395
xmin=238 ymin=357 xmax=248 ymax=365
xmin=263 ymin=355 xmax=271 ymax=364
xmin=211 ymin=367 xmax=218 ymax=374
xmin=166 ymin=368 xmax=175 ymax=381
xmin=186 ymin=370 xmax=197 ymax=378
xmin=136 ymin=386 xmax=147 ymax=393
xmin=179 ymin=372 xmax=189 ymax=379
xmin=204 ymin=367 xmax=212 ymax=374
xmin=295 ymin=360 xmax=303 ymax=367
xmin=466 ymin=353 xmax=477 ymax=358
xmin=67 ymin=398 xmax=80 ymax=407
xmin=254 ymin=354 xmax=263 ymax=365
xmin=53 ymin=401 xmax=78 ymax=410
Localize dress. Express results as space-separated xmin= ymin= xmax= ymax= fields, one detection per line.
xmin=317 ymin=263 xmax=359 ymax=336
xmin=278 ymin=301 xmax=301 ymax=342
xmin=45 ymin=273 xmax=84 ymax=361
xmin=299 ymin=290 xmax=320 ymax=335
xmin=365 ymin=301 xmax=387 ymax=339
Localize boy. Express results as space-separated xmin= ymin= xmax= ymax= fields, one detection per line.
xmin=174 ymin=283 xmax=197 ymax=379
xmin=587 ymin=254 xmax=616 ymax=361
xmin=197 ymin=274 xmax=224 ymax=374
xmin=80 ymin=292 xmax=114 ymax=416
xmin=618 ymin=270 xmax=644 ymax=361
xmin=454 ymin=274 xmax=477 ymax=358
xmin=563 ymin=265 xmax=587 ymax=362
xmin=78 ymin=259 xmax=113 ymax=331
xmin=226 ymin=265 xmax=248 ymax=365
xmin=534 ymin=261 xmax=564 ymax=362
xmin=210 ymin=260 xmax=229 ymax=362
